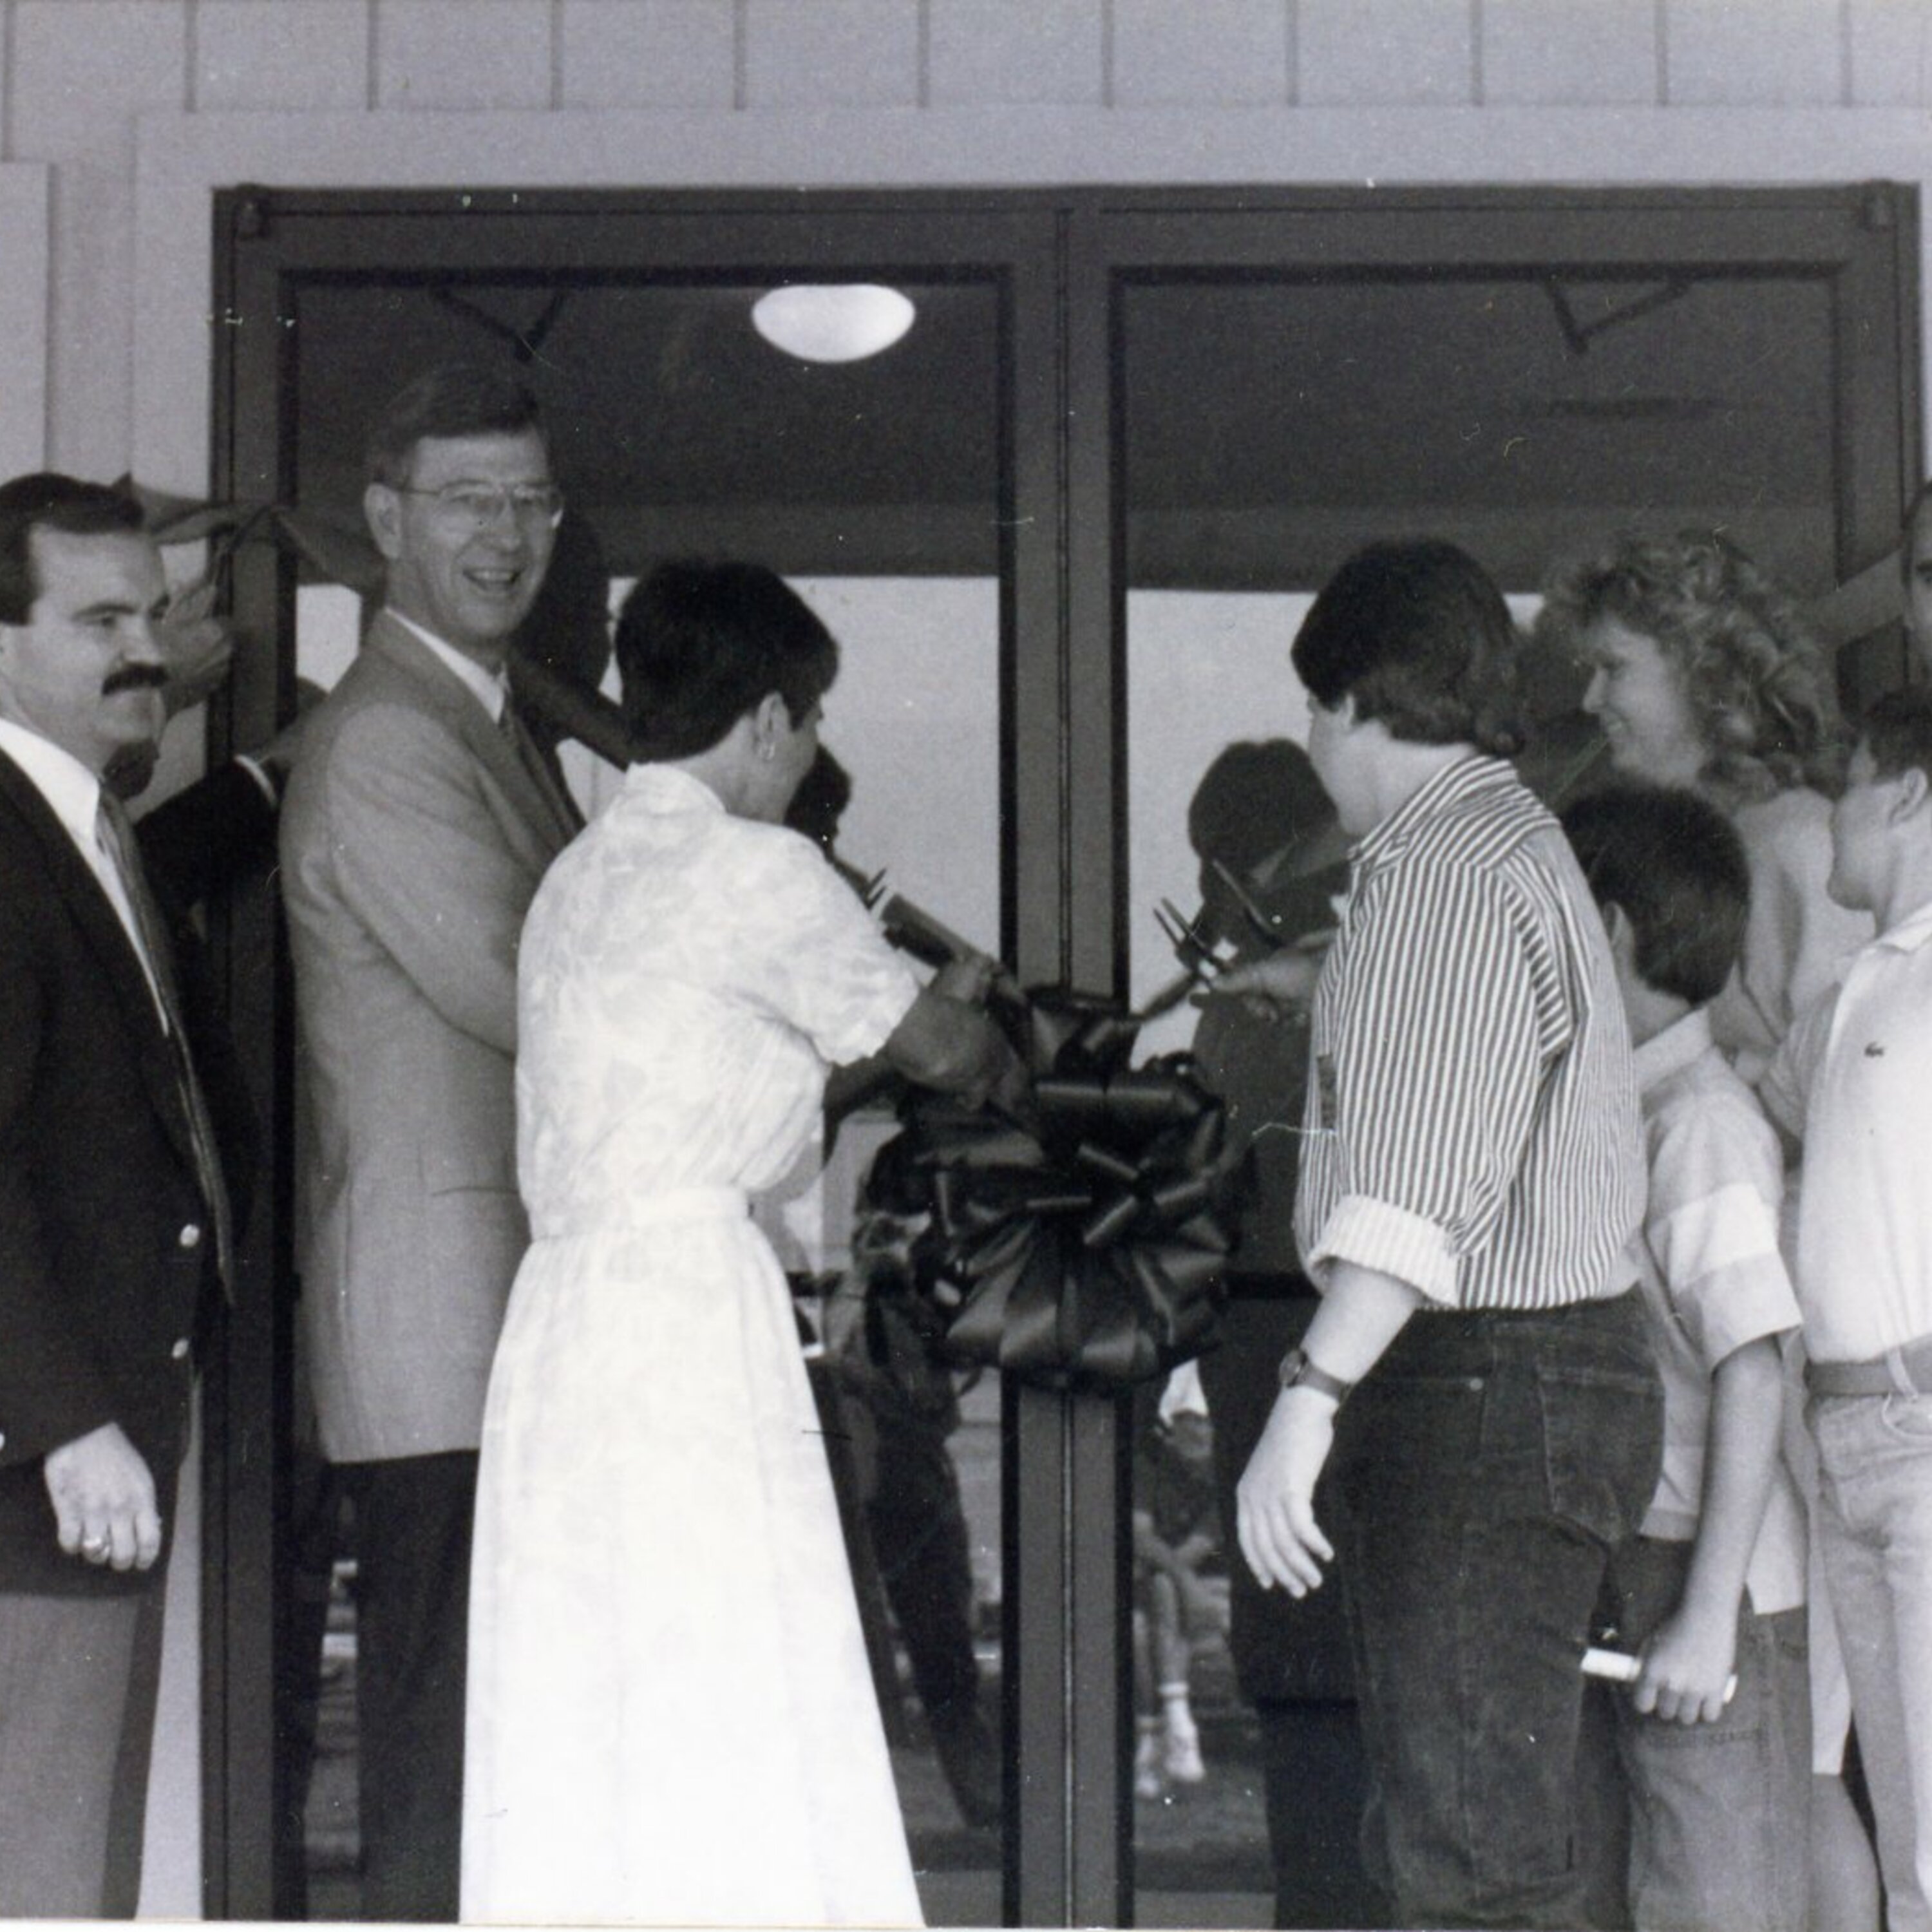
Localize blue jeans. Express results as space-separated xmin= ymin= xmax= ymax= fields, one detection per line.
xmin=1331 ymin=1292 xmax=1662 ymax=1930
xmin=1810 ymin=1391 xmax=1932 ymax=1932
xmin=1592 ymin=1537 xmax=1810 ymax=1932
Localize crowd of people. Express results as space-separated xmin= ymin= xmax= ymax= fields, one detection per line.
xmin=3 ymin=352 xmax=1932 ymax=1931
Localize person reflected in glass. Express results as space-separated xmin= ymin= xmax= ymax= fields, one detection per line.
xmin=1182 ymin=738 xmax=1387 ymax=1927
xmin=460 ymin=560 xmax=1019 ymax=1927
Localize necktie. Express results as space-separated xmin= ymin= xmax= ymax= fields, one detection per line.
xmin=95 ymin=789 xmax=236 ymax=1296
xmin=500 ymin=699 xmax=582 ymax=836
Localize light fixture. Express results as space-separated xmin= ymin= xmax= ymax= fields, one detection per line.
xmin=751 ymin=284 xmax=916 ymax=363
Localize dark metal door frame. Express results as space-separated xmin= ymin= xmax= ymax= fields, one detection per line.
xmin=208 ymin=182 xmax=1920 ymax=1925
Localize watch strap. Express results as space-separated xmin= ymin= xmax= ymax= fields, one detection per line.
xmin=1278 ymin=1345 xmax=1354 ymax=1404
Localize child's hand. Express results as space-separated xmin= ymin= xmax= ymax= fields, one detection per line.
xmin=1633 ymin=1605 xmax=1739 ymax=1725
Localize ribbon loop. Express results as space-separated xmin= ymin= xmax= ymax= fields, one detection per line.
xmin=886 ymin=988 xmax=1236 ymax=1394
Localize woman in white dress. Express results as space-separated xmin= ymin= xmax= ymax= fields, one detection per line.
xmin=462 ymin=560 xmax=1018 ymax=1927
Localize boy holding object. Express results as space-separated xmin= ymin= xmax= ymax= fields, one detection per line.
xmin=1564 ymin=784 xmax=1810 ymax=1932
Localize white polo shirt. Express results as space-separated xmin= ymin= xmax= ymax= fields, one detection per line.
xmin=1761 ymin=897 xmax=1932 ymax=1362
xmin=1633 ymin=1009 xmax=1805 ymax=1613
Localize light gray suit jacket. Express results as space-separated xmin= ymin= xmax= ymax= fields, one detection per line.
xmin=280 ymin=614 xmax=579 ymax=1462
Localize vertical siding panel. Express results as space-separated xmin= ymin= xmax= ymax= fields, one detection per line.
xmin=745 ymin=0 xmax=920 ymax=108
xmin=1483 ymin=0 xmax=1657 ymax=105
xmin=927 ymin=0 xmax=1104 ymax=106
xmin=197 ymin=0 xmax=370 ymax=111
xmin=0 ymin=166 xmax=50 ymax=480
xmin=1847 ymin=0 xmax=1932 ymax=107
xmin=374 ymin=0 xmax=553 ymax=109
xmin=12 ymin=0 xmax=187 ymax=477
xmin=559 ymin=0 xmax=736 ymax=108
xmin=1664 ymin=0 xmax=1842 ymax=104
xmin=1112 ymin=0 xmax=1291 ymax=104
xmin=1298 ymin=0 xmax=1475 ymax=104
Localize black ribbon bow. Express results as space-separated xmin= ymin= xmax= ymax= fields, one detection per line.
xmin=874 ymin=990 xmax=1233 ymax=1394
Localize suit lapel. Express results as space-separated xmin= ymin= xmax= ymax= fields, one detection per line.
xmin=0 ymin=751 xmax=198 ymax=1173
xmin=366 ymin=615 xmax=578 ymax=858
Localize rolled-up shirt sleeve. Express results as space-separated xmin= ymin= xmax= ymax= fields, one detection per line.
xmin=1304 ymin=862 xmax=1556 ymax=1307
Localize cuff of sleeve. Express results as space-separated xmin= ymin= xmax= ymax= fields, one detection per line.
xmin=829 ymin=963 xmax=923 ymax=1068
xmin=1305 ymin=1193 xmax=1459 ymax=1307
xmin=233 ymin=753 xmax=279 ymax=805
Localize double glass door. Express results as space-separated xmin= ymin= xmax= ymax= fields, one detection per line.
xmin=211 ymin=184 xmax=1917 ymax=1924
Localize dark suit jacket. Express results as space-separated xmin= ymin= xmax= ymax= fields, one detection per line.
xmin=0 ymin=748 xmax=253 ymax=1596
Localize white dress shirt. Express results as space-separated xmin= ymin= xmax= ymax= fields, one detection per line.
xmin=0 ymin=716 xmax=167 ymax=1023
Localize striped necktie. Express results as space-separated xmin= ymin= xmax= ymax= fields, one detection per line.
xmin=95 ymin=789 xmax=236 ymax=1296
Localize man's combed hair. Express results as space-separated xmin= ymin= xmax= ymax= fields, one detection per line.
xmin=1291 ymin=540 xmax=1525 ymax=756
xmin=1860 ymin=685 xmax=1932 ymax=790
xmin=618 ymin=559 xmax=838 ymax=761
xmin=0 ymin=473 xmax=146 ymax=625
xmin=1537 ymin=529 xmax=1842 ymax=802
xmin=363 ymin=363 xmax=547 ymax=488
xmin=1560 ymin=782 xmax=1751 ymax=1008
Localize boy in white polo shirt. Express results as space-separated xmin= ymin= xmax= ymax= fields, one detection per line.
xmin=1762 ymin=686 xmax=1932 ymax=1932
xmin=1564 ymin=784 xmax=1810 ymax=1932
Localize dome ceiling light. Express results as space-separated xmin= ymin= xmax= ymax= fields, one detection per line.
xmin=751 ymin=284 xmax=916 ymax=363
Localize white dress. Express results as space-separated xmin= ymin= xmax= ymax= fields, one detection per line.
xmin=462 ymin=764 xmax=925 ymax=1927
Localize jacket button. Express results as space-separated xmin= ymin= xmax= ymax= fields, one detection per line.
xmin=171 ymin=1339 xmax=190 ymax=1361
xmin=179 ymin=1224 xmax=202 ymax=1249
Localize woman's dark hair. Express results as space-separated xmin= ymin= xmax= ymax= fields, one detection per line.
xmin=1560 ymin=782 xmax=1751 ymax=1007
xmin=364 ymin=362 xmax=549 ymax=488
xmin=1537 ymin=529 xmax=1843 ymax=802
xmin=0 ymin=473 xmax=145 ymax=624
xmin=617 ymin=559 xmax=838 ymax=759
xmin=1291 ymin=540 xmax=1524 ymax=757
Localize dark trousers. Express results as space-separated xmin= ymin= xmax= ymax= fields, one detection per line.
xmin=341 ymin=1450 xmax=478 ymax=1922
xmin=0 ymin=1580 xmax=166 ymax=1918
xmin=1331 ymin=1293 xmax=1663 ymax=1930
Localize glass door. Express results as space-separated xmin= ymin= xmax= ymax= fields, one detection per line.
xmin=214 ymin=194 xmax=1063 ymax=1923
xmin=209 ymin=183 xmax=1917 ymax=1926
xmin=1084 ymin=186 xmax=1918 ymax=1929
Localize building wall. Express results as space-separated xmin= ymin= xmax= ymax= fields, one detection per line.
xmin=1 ymin=0 xmax=1929 ymax=479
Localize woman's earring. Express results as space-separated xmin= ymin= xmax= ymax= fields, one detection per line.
xmin=758 ymin=741 xmax=775 ymax=763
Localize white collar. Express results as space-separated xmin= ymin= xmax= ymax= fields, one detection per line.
xmin=0 ymin=716 xmax=106 ymax=850
xmin=1871 ymin=896 xmax=1932 ymax=956
xmin=386 ymin=610 xmax=507 ymax=724
xmin=1632 ymin=1005 xmax=1714 ymax=1098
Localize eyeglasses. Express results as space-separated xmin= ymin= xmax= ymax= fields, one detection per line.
xmin=394 ymin=481 xmax=565 ymax=531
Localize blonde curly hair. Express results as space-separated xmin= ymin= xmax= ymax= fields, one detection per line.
xmin=1537 ymin=531 xmax=1845 ymax=802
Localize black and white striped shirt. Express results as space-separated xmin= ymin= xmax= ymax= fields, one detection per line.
xmin=1294 ymin=755 xmax=1642 ymax=1312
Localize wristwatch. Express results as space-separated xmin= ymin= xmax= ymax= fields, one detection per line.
xmin=1278 ymin=1345 xmax=1354 ymax=1405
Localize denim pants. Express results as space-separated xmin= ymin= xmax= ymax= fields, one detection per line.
xmin=1591 ymin=1536 xmax=1810 ymax=1932
xmin=1331 ymin=1292 xmax=1663 ymax=1931
xmin=1810 ymin=1390 xmax=1932 ymax=1932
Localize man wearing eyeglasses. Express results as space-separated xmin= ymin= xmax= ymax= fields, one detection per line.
xmin=279 ymin=363 xmax=582 ymax=1921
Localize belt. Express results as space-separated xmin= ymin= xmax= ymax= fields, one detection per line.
xmin=533 ymin=1184 xmax=748 ymax=1240
xmin=1806 ymin=1331 xmax=1932 ymax=1398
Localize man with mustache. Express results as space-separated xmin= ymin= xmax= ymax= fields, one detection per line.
xmin=0 ymin=473 xmax=247 ymax=1915
xmin=279 ymin=363 xmax=580 ymax=1920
